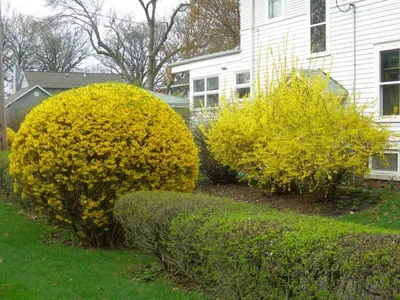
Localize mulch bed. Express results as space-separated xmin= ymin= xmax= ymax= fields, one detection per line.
xmin=194 ymin=180 xmax=379 ymax=217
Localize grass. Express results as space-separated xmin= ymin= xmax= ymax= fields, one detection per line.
xmin=0 ymin=201 xmax=205 ymax=300
xmin=338 ymin=190 xmax=400 ymax=231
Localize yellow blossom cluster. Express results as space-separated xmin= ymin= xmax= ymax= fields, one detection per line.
xmin=206 ymin=67 xmax=392 ymax=199
xmin=9 ymin=83 xmax=198 ymax=244
xmin=6 ymin=127 xmax=15 ymax=148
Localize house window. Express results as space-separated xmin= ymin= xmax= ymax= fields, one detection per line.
xmin=193 ymin=77 xmax=219 ymax=109
xmin=235 ymin=71 xmax=251 ymax=99
xmin=380 ymin=49 xmax=400 ymax=115
xmin=310 ymin=0 xmax=327 ymax=53
xmin=372 ymin=153 xmax=398 ymax=172
xmin=268 ymin=0 xmax=283 ymax=19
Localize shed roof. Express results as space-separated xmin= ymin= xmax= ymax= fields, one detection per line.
xmin=169 ymin=48 xmax=241 ymax=67
xmin=301 ymin=69 xmax=348 ymax=96
xmin=23 ymin=71 xmax=124 ymax=89
xmin=148 ymin=91 xmax=189 ymax=108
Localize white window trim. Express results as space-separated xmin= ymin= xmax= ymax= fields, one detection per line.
xmin=374 ymin=41 xmax=400 ymax=119
xmin=369 ymin=151 xmax=399 ymax=175
xmin=266 ymin=0 xmax=285 ymax=22
xmin=235 ymin=71 xmax=251 ymax=99
xmin=307 ymin=0 xmax=330 ymax=58
xmin=191 ymin=76 xmax=220 ymax=110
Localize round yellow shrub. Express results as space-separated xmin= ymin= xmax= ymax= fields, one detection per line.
xmin=6 ymin=127 xmax=16 ymax=148
xmin=9 ymin=83 xmax=199 ymax=247
xmin=207 ymin=70 xmax=391 ymax=200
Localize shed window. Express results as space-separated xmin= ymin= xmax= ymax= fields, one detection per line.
xmin=236 ymin=72 xmax=250 ymax=85
xmin=380 ymin=49 xmax=400 ymax=115
xmin=310 ymin=0 xmax=326 ymax=53
xmin=372 ymin=153 xmax=398 ymax=172
xmin=235 ymin=71 xmax=251 ymax=99
xmin=193 ymin=79 xmax=205 ymax=93
xmin=268 ymin=0 xmax=283 ymax=19
xmin=192 ymin=76 xmax=219 ymax=108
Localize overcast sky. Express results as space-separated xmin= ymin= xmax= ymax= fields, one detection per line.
xmin=8 ymin=0 xmax=181 ymax=21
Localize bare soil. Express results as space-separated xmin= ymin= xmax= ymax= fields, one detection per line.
xmin=194 ymin=180 xmax=380 ymax=217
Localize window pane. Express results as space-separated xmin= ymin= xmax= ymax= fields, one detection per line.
xmin=310 ymin=0 xmax=325 ymax=25
xmin=269 ymin=0 xmax=282 ymax=19
xmin=382 ymin=84 xmax=400 ymax=115
xmin=236 ymin=72 xmax=250 ymax=84
xmin=193 ymin=95 xmax=204 ymax=109
xmin=372 ymin=153 xmax=398 ymax=171
xmin=206 ymin=94 xmax=219 ymax=107
xmin=207 ymin=77 xmax=219 ymax=91
xmin=193 ymin=79 xmax=205 ymax=92
xmin=236 ymin=87 xmax=251 ymax=98
xmin=381 ymin=49 xmax=400 ymax=83
xmin=311 ymin=24 xmax=326 ymax=53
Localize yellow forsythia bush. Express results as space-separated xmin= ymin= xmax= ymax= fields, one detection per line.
xmin=9 ymin=83 xmax=199 ymax=247
xmin=6 ymin=127 xmax=16 ymax=148
xmin=206 ymin=67 xmax=392 ymax=200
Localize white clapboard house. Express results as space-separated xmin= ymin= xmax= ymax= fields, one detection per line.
xmin=170 ymin=0 xmax=400 ymax=180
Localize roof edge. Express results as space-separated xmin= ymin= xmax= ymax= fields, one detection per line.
xmin=169 ymin=48 xmax=241 ymax=68
xmin=6 ymin=85 xmax=51 ymax=108
xmin=23 ymin=70 xmax=123 ymax=76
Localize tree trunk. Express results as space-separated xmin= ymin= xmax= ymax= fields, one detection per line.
xmin=147 ymin=16 xmax=155 ymax=90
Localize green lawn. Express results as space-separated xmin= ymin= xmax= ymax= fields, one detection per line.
xmin=338 ymin=191 xmax=400 ymax=231
xmin=0 ymin=201 xmax=204 ymax=300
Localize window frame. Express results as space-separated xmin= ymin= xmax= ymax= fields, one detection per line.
xmin=370 ymin=151 xmax=399 ymax=173
xmin=191 ymin=76 xmax=220 ymax=110
xmin=307 ymin=0 xmax=330 ymax=57
xmin=267 ymin=0 xmax=285 ymax=21
xmin=376 ymin=44 xmax=400 ymax=117
xmin=235 ymin=71 xmax=251 ymax=99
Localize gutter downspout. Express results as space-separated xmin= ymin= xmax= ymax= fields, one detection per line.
xmin=0 ymin=2 xmax=7 ymax=150
xmin=336 ymin=1 xmax=356 ymax=102
xmin=336 ymin=1 xmax=356 ymax=181
xmin=351 ymin=4 xmax=356 ymax=104
xmin=351 ymin=4 xmax=357 ymax=183
xmin=250 ymin=0 xmax=255 ymax=98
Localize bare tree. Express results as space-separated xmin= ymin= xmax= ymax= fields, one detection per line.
xmin=170 ymin=13 xmax=212 ymax=60
xmin=174 ymin=0 xmax=240 ymax=59
xmin=2 ymin=13 xmax=39 ymax=89
xmin=46 ymin=0 xmax=190 ymax=90
xmin=45 ymin=0 xmax=141 ymax=85
xmin=137 ymin=0 xmax=189 ymax=89
xmin=35 ymin=19 xmax=91 ymax=72
xmin=2 ymin=11 xmax=91 ymax=92
xmin=97 ymin=18 xmax=151 ymax=87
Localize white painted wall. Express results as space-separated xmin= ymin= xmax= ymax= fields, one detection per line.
xmin=171 ymin=51 xmax=251 ymax=109
xmin=171 ymin=0 xmax=400 ymax=179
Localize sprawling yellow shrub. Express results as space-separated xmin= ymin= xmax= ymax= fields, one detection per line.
xmin=206 ymin=68 xmax=392 ymax=200
xmin=6 ymin=127 xmax=15 ymax=148
xmin=9 ymin=83 xmax=199 ymax=247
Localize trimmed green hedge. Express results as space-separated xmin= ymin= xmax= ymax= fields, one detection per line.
xmin=0 ymin=151 xmax=32 ymax=208
xmin=115 ymin=191 xmax=400 ymax=299
xmin=0 ymin=151 xmax=15 ymax=197
xmin=114 ymin=191 xmax=235 ymax=274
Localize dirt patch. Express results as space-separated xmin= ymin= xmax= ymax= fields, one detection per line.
xmin=194 ymin=181 xmax=381 ymax=217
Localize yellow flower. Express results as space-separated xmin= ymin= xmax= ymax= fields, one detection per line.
xmin=9 ymin=83 xmax=199 ymax=244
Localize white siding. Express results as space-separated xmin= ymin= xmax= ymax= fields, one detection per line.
xmin=171 ymin=0 xmax=400 ymax=180
xmin=249 ymin=0 xmax=400 ymax=179
xmin=171 ymin=52 xmax=250 ymax=109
